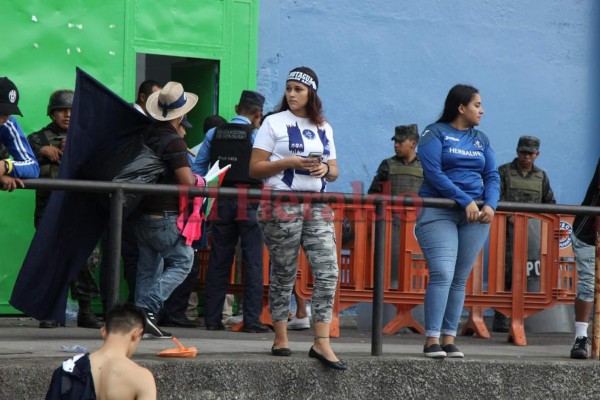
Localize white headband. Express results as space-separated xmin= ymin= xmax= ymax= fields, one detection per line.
xmin=287 ymin=71 xmax=317 ymax=91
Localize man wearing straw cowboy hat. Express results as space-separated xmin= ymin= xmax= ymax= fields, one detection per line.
xmin=134 ymin=81 xmax=199 ymax=339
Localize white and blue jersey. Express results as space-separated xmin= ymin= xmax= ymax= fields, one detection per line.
xmin=0 ymin=116 xmax=39 ymax=178
xmin=253 ymin=110 xmax=336 ymax=192
xmin=418 ymin=122 xmax=499 ymax=209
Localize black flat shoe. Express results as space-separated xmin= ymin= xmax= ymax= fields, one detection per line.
xmin=271 ymin=345 xmax=292 ymax=357
xmin=308 ymin=346 xmax=348 ymax=370
xmin=242 ymin=322 xmax=271 ymax=333
xmin=205 ymin=323 xmax=225 ymax=331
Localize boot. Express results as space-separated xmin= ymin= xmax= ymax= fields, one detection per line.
xmin=39 ymin=320 xmax=62 ymax=328
xmin=77 ymin=300 xmax=103 ymax=329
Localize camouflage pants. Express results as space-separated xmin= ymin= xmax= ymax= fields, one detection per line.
xmin=258 ymin=201 xmax=338 ymax=323
xmin=70 ymin=245 xmax=101 ymax=302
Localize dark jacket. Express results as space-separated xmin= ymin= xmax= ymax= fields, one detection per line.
xmin=45 ymin=353 xmax=96 ymax=400
xmin=573 ymin=158 xmax=600 ymax=246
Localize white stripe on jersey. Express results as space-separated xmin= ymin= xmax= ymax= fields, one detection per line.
xmin=5 ymin=119 xmax=37 ymax=166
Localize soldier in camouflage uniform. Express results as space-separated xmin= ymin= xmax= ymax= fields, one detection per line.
xmin=492 ymin=135 xmax=556 ymax=332
xmin=368 ymin=124 xmax=423 ymax=195
xmin=368 ymin=124 xmax=423 ymax=286
xmin=28 ymin=89 xmax=102 ymax=329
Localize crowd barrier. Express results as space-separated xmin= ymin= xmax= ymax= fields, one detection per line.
xmin=197 ymin=204 xmax=575 ymax=345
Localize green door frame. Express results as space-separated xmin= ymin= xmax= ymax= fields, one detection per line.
xmin=0 ymin=0 xmax=259 ymax=313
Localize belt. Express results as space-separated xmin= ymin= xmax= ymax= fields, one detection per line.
xmin=147 ymin=211 xmax=179 ymax=218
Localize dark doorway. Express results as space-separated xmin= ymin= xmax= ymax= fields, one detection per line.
xmin=136 ymin=53 xmax=220 ymax=148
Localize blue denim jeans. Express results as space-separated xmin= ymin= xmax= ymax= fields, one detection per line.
xmin=571 ymin=234 xmax=595 ymax=302
xmin=415 ymin=207 xmax=491 ymax=338
xmin=134 ymin=214 xmax=194 ymax=313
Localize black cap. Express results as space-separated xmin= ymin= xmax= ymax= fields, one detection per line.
xmin=0 ymin=77 xmax=22 ymax=116
xmin=239 ymin=90 xmax=265 ymax=108
xmin=517 ymin=136 xmax=540 ymax=153
xmin=391 ymin=124 xmax=419 ymax=142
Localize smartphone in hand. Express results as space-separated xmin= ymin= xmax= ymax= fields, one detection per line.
xmin=308 ymin=152 xmax=323 ymax=160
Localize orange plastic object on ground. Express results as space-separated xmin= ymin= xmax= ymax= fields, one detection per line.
xmin=157 ymin=337 xmax=198 ymax=358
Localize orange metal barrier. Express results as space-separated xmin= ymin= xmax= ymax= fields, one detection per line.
xmin=556 ymin=215 xmax=577 ymax=302
xmin=197 ymin=204 xmax=576 ymax=345
xmin=462 ymin=212 xmax=565 ymax=345
xmin=296 ymin=205 xmax=574 ymax=345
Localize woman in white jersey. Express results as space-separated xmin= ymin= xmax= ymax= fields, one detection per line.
xmin=250 ymin=66 xmax=346 ymax=370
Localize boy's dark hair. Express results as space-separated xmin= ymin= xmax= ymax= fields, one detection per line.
xmin=105 ymin=302 xmax=146 ymax=334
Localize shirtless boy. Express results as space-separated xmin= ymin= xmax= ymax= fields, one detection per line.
xmin=46 ymin=303 xmax=156 ymax=400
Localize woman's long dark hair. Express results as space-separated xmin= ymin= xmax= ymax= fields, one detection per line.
xmin=276 ymin=66 xmax=325 ymax=126
xmin=437 ymin=84 xmax=479 ymax=123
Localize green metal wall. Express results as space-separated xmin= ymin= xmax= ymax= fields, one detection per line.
xmin=0 ymin=0 xmax=259 ymax=313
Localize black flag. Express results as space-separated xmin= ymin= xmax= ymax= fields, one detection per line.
xmin=10 ymin=68 xmax=153 ymax=322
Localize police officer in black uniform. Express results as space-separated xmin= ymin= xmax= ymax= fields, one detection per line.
xmin=28 ymin=89 xmax=103 ymax=329
xmin=368 ymin=124 xmax=423 ymax=285
xmin=202 ymin=90 xmax=269 ymax=333
xmin=492 ymin=135 xmax=556 ymax=332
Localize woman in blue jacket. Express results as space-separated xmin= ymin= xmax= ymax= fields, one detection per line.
xmin=416 ymin=84 xmax=500 ymax=359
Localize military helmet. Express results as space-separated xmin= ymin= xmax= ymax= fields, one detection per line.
xmin=47 ymin=89 xmax=74 ymax=116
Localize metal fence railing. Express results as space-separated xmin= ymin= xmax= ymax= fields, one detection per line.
xmin=17 ymin=178 xmax=600 ymax=357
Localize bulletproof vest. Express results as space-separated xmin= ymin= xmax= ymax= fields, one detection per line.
xmin=506 ymin=168 xmax=543 ymax=203
xmin=36 ymin=127 xmax=63 ymax=179
xmin=388 ymin=157 xmax=423 ymax=195
xmin=32 ymin=126 xmax=65 ymax=223
xmin=209 ymin=123 xmax=260 ymax=187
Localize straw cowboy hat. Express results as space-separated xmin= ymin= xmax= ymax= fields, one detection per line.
xmin=146 ymin=81 xmax=198 ymax=121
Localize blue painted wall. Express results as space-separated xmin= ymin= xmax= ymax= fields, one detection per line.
xmin=257 ymin=0 xmax=599 ymax=204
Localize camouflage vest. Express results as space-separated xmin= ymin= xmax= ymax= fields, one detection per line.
xmin=388 ymin=157 xmax=423 ymax=195
xmin=32 ymin=127 xmax=64 ymax=223
xmin=506 ymin=168 xmax=543 ymax=203
xmin=36 ymin=128 xmax=62 ymax=179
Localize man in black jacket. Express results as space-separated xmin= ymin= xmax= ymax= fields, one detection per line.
xmin=135 ymin=81 xmax=199 ymax=338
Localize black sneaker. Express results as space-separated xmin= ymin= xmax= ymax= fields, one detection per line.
xmin=423 ymin=343 xmax=447 ymax=359
xmin=442 ymin=343 xmax=464 ymax=358
xmin=570 ymin=336 xmax=588 ymax=359
xmin=241 ymin=322 xmax=271 ymax=333
xmin=142 ymin=308 xmax=172 ymax=339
